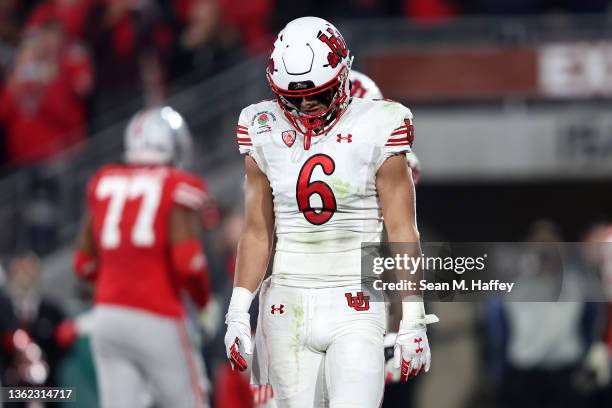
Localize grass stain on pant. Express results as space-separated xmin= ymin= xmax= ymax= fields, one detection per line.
xmin=290 ymin=297 xmax=304 ymax=386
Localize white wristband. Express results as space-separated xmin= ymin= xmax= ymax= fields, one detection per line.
xmin=228 ymin=287 xmax=255 ymax=313
xmin=401 ymin=295 xmax=425 ymax=321
xmin=401 ymin=295 xmax=439 ymax=326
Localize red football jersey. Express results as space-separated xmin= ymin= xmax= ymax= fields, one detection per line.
xmin=87 ymin=164 xmax=207 ymax=317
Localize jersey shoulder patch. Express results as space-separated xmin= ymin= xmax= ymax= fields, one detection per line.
xmin=236 ymin=100 xmax=282 ymax=153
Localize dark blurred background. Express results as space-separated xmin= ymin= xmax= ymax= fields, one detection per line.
xmin=0 ymin=1 xmax=611 ymax=407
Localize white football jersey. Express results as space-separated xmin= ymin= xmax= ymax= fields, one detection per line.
xmin=236 ymin=98 xmax=413 ymax=287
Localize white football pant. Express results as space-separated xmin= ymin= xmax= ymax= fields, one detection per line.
xmin=259 ymin=283 xmax=386 ymax=408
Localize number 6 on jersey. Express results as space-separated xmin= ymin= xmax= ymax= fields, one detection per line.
xmin=296 ymin=154 xmax=337 ymax=225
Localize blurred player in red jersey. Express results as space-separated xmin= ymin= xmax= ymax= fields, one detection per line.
xmin=74 ymin=106 xmax=210 ymax=408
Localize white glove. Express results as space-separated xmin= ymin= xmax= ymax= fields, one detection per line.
xmin=224 ymin=311 xmax=252 ymax=371
xmin=393 ymin=315 xmax=438 ymax=381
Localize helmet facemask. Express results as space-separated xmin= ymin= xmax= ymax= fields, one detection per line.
xmin=268 ymin=65 xmax=351 ymax=149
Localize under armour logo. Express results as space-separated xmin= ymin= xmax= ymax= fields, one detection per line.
xmin=336 ymin=133 xmax=352 ymax=143
xmin=414 ymin=337 xmax=424 ymax=353
xmin=345 ymin=292 xmax=370 ymax=311
xmin=271 ymin=304 xmax=285 ymax=314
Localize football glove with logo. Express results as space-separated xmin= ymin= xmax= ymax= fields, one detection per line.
xmin=394 ymin=297 xmax=439 ymax=381
xmin=224 ymin=310 xmax=252 ymax=371
xmin=224 ymin=286 xmax=255 ymax=371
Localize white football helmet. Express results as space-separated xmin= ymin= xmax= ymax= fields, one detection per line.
xmin=267 ymin=17 xmax=353 ymax=145
xmin=124 ymin=106 xmax=193 ymax=168
xmin=349 ymin=70 xmax=383 ymax=99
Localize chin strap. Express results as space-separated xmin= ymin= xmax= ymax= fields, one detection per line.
xmin=300 ymin=117 xmax=323 ymax=150
xmin=305 ymin=128 xmax=316 ymax=150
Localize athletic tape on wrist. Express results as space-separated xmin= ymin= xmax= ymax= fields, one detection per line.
xmin=401 ymin=295 xmax=439 ymax=326
xmin=228 ymin=287 xmax=255 ymax=313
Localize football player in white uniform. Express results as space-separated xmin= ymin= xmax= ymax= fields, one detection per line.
xmin=224 ymin=17 xmax=437 ymax=407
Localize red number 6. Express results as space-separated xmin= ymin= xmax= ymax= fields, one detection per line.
xmin=296 ymin=154 xmax=337 ymax=225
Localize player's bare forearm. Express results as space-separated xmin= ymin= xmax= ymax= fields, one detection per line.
xmin=377 ymin=154 xmax=422 ymax=299
xmin=235 ymin=232 xmax=272 ymax=291
xmin=234 ymin=156 xmax=275 ymax=292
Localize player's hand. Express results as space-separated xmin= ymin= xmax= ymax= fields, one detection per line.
xmin=224 ymin=311 xmax=252 ymax=371
xmin=393 ymin=321 xmax=432 ymax=381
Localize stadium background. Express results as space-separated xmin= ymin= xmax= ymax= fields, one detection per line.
xmin=0 ymin=0 xmax=611 ymax=407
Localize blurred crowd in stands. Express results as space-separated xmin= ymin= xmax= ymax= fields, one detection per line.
xmin=0 ymin=0 xmax=610 ymax=170
xmin=0 ymin=0 xmax=276 ymax=170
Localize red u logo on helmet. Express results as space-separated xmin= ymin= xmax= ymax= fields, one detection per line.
xmin=318 ymin=28 xmax=348 ymax=68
